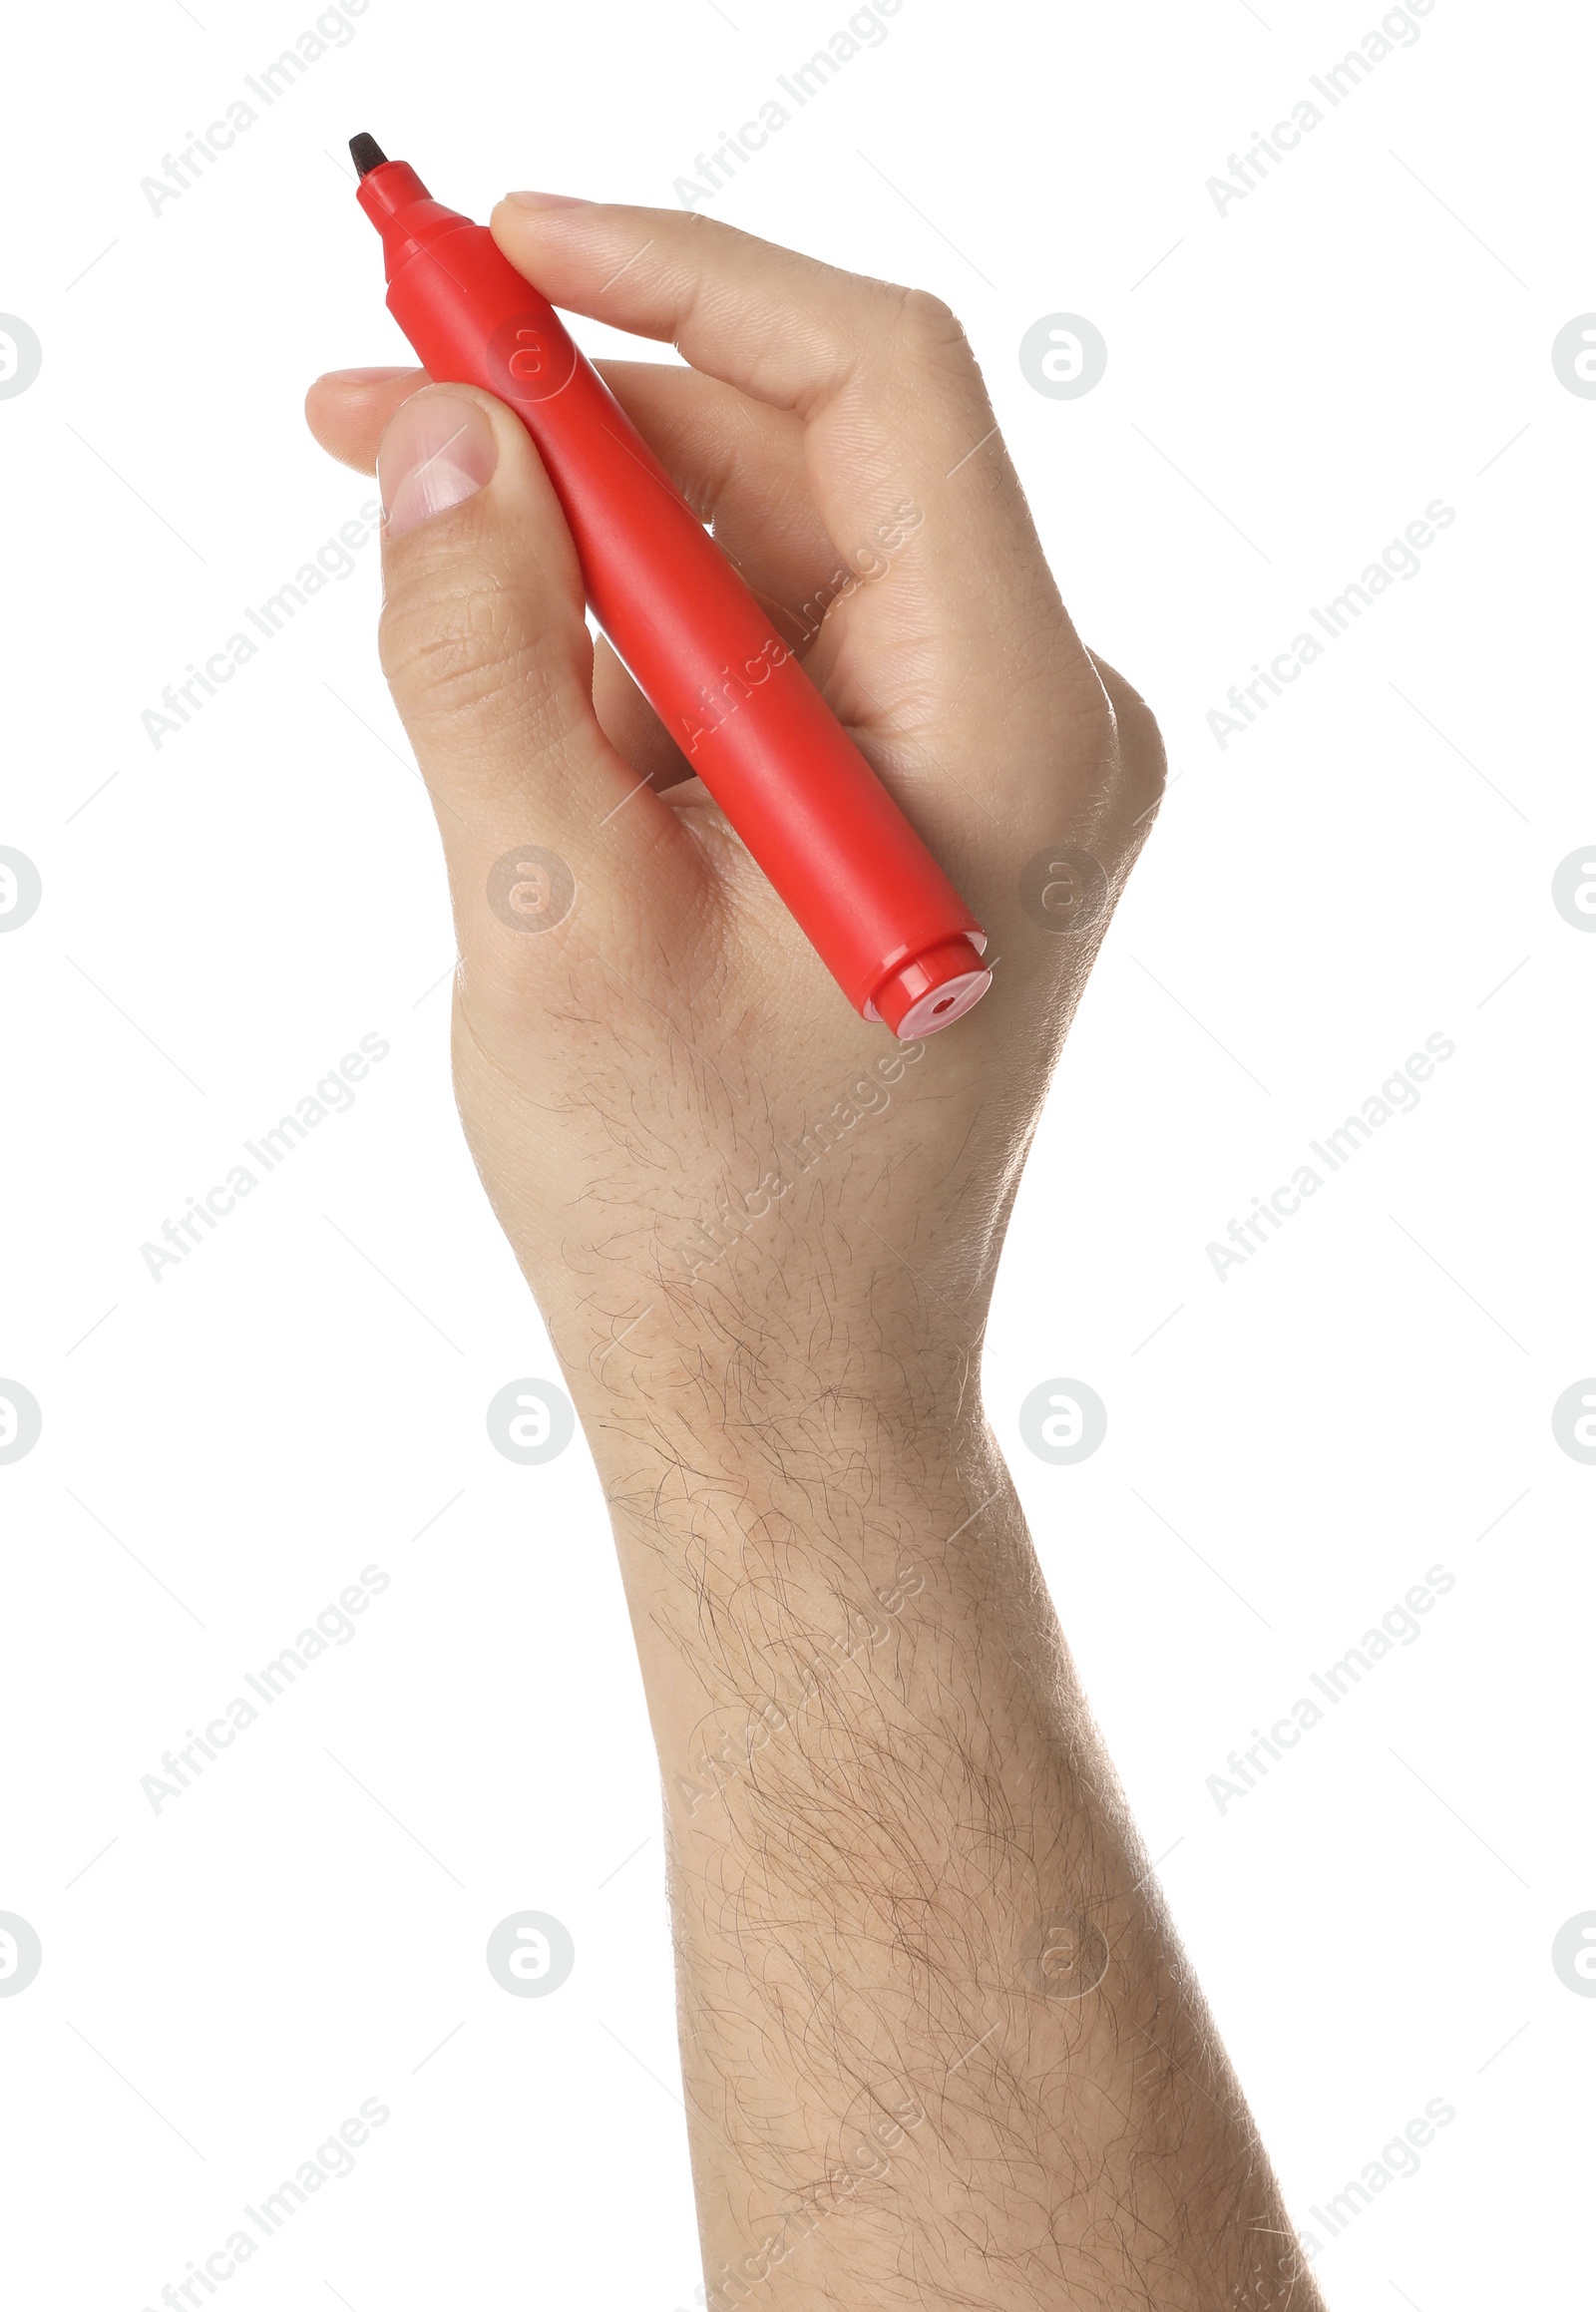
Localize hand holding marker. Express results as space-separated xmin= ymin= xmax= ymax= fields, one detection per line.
xmin=350 ymin=138 xmax=992 ymax=1037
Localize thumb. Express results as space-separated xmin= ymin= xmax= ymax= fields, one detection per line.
xmin=373 ymin=382 xmax=699 ymax=983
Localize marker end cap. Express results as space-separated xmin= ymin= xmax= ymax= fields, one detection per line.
xmin=872 ymin=939 xmax=993 ymax=1037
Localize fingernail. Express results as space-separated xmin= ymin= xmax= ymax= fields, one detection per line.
xmin=379 ymin=392 xmax=498 ymax=539
xmin=504 ymin=190 xmax=592 ymax=209
xmin=317 ymin=365 xmax=417 ymax=385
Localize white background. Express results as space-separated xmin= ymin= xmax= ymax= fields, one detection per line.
xmin=1 ymin=0 xmax=1591 ymax=2304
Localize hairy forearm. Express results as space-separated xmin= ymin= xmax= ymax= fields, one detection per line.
xmin=575 ymin=1336 xmax=1322 ymax=2312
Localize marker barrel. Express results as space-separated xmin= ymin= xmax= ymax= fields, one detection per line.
xmin=356 ymin=162 xmax=991 ymax=1035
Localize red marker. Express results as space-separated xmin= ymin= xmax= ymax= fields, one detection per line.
xmin=349 ymin=137 xmax=992 ymax=1038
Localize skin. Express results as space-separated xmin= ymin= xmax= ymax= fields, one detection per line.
xmin=306 ymin=193 xmax=1323 ymax=2311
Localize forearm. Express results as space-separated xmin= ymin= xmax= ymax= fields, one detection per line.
xmin=575 ymin=1329 xmax=1322 ymax=2312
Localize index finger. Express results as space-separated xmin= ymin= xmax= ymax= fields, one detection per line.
xmin=489 ymin=201 xmax=1023 ymax=542
xmin=491 ymin=195 xmax=967 ymax=428
xmin=488 ymin=197 xmax=1094 ymax=725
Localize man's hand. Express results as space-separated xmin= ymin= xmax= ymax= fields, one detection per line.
xmin=306 ymin=193 xmax=1159 ymax=1401
xmin=308 ymin=199 xmax=1318 ymax=2311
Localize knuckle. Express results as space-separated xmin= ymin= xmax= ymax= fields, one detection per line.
xmin=1113 ymin=691 xmax=1168 ymax=816
xmin=890 ymin=285 xmax=971 ymax=364
xmin=1088 ymin=652 xmax=1167 ymax=809
xmin=379 ymin=578 xmax=548 ymax=727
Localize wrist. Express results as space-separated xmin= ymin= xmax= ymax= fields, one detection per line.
xmin=564 ymin=1303 xmax=990 ymax=1511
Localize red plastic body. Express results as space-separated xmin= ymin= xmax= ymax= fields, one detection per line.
xmin=354 ymin=160 xmax=991 ymax=1037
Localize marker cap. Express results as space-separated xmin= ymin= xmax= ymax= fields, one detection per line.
xmin=869 ymin=937 xmax=993 ymax=1038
